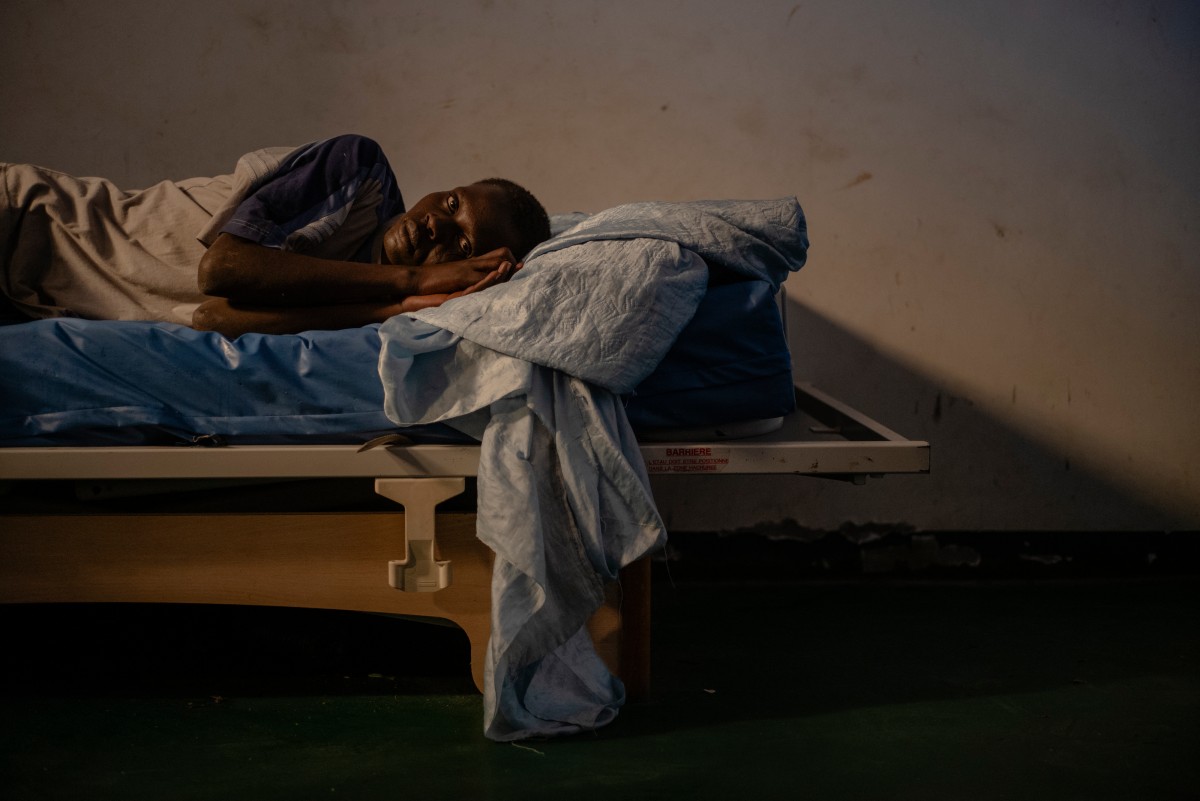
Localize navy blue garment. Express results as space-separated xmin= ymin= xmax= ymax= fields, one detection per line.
xmin=222 ymin=134 xmax=405 ymax=263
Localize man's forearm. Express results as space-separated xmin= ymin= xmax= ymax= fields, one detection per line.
xmin=192 ymin=297 xmax=407 ymax=338
xmin=198 ymin=234 xmax=421 ymax=306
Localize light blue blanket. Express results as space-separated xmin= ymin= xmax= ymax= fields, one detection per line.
xmin=377 ymin=198 xmax=808 ymax=740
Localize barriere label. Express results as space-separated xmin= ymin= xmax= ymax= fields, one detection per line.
xmin=645 ymin=446 xmax=730 ymax=473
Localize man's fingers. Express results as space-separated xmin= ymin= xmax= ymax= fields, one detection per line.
xmin=466 ymin=269 xmax=504 ymax=293
xmin=483 ymin=258 xmax=515 ymax=274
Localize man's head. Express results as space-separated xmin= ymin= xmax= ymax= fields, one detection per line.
xmin=379 ymin=179 xmax=550 ymax=267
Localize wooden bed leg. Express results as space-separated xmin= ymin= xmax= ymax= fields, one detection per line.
xmin=618 ymin=556 xmax=653 ymax=701
xmin=586 ymin=556 xmax=652 ymax=701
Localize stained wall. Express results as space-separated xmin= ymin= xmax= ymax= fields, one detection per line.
xmin=3 ymin=0 xmax=1196 ymax=530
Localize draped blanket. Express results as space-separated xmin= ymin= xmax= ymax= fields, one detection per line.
xmin=377 ymin=198 xmax=808 ymax=740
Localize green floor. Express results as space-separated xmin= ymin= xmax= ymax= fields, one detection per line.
xmin=2 ymin=571 xmax=1197 ymax=800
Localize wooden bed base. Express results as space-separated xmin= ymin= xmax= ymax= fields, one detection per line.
xmin=0 ymin=509 xmax=651 ymax=698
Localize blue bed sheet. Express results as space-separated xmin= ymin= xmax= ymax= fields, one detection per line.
xmin=0 ymin=281 xmax=792 ymax=447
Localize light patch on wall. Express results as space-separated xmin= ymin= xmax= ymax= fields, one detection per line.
xmin=800 ymin=129 xmax=849 ymax=163
xmin=735 ymin=104 xmax=767 ymax=138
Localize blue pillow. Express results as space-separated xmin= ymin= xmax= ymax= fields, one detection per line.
xmin=624 ymin=279 xmax=795 ymax=430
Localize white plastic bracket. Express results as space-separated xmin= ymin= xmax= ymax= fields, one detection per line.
xmin=374 ymin=477 xmax=465 ymax=593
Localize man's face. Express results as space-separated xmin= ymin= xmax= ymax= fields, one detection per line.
xmin=379 ymin=183 xmax=520 ymax=266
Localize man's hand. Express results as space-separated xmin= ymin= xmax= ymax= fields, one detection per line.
xmin=413 ymin=247 xmax=518 ymax=296
xmin=401 ymin=260 xmax=521 ymax=313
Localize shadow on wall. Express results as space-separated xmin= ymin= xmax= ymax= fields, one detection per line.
xmin=651 ymin=300 xmax=1191 ymax=534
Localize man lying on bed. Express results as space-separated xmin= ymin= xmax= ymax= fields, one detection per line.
xmin=0 ymin=134 xmax=551 ymax=338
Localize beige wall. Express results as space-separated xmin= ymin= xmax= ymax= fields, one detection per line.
xmin=3 ymin=0 xmax=1197 ymax=530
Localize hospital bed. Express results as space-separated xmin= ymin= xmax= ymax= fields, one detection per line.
xmin=0 ymin=384 xmax=928 ymax=696
xmin=0 ymin=197 xmax=929 ymax=737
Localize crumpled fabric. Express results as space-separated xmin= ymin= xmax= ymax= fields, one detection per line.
xmin=377 ymin=197 xmax=808 ymax=740
xmin=1 ymin=148 xmax=297 ymax=325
